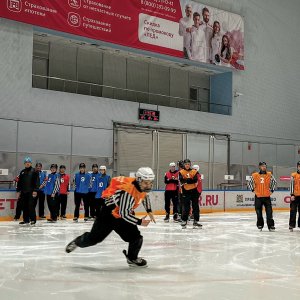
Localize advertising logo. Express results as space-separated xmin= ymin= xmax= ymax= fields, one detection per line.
xmin=7 ymin=0 xmax=22 ymax=13
xmin=236 ymin=194 xmax=244 ymax=203
xmin=68 ymin=0 xmax=81 ymax=9
xmin=68 ymin=12 xmax=81 ymax=27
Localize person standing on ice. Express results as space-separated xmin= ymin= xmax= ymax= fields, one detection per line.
xmin=164 ymin=162 xmax=179 ymax=222
xmin=248 ymin=162 xmax=276 ymax=231
xmin=289 ymin=161 xmax=300 ymax=231
xmin=65 ymin=167 xmax=156 ymax=268
xmin=16 ymin=157 xmax=40 ymax=225
xmin=179 ymin=159 xmax=202 ymax=229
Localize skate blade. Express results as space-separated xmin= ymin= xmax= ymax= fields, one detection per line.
xmin=128 ymin=264 xmax=148 ymax=268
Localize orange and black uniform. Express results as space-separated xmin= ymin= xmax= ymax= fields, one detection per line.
xmin=289 ymin=171 xmax=300 ymax=228
xmin=72 ymin=177 xmax=152 ymax=260
xmin=179 ymin=168 xmax=200 ymax=222
xmin=248 ymin=171 xmax=276 ymax=229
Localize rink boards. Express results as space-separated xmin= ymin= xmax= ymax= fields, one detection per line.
xmin=0 ymin=190 xmax=292 ymax=221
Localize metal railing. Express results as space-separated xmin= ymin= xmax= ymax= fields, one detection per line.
xmin=32 ymin=74 xmax=232 ymax=115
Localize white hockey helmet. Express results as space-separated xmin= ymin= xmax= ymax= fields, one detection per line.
xmin=192 ymin=164 xmax=200 ymax=171
xmin=136 ymin=167 xmax=155 ymax=182
xmin=99 ymin=165 xmax=107 ymax=170
xmin=169 ymin=162 xmax=176 ymax=167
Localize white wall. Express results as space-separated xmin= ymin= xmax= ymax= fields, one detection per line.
xmin=0 ymin=0 xmax=300 ymax=163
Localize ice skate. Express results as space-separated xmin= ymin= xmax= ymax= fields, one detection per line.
xmin=65 ymin=239 xmax=78 ymax=253
xmin=123 ymin=250 xmax=147 ymax=268
xmin=289 ymin=226 xmax=294 ymax=232
xmin=193 ymin=221 xmax=202 ymax=229
xmin=164 ymin=214 xmax=170 ymax=223
xmin=47 ymin=218 xmax=57 ymax=223
xmin=173 ymin=213 xmax=179 ymax=223
xmin=73 ymin=217 xmax=78 ymax=223
xmin=30 ymin=221 xmax=36 ymax=226
xmin=268 ymin=226 xmax=275 ymax=232
xmin=181 ymin=221 xmax=187 ymax=229
xmin=19 ymin=221 xmax=29 ymax=226
xmin=84 ymin=217 xmax=89 ymax=222
xmin=258 ymin=226 xmax=263 ymax=231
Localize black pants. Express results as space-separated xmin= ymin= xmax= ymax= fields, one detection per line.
xmin=47 ymin=194 xmax=58 ymax=221
xmin=255 ymin=196 xmax=274 ymax=229
xmin=20 ymin=192 xmax=36 ymax=223
xmin=178 ymin=193 xmax=183 ymax=215
xmin=74 ymin=192 xmax=89 ymax=218
xmin=74 ymin=206 xmax=143 ymax=260
xmin=181 ymin=190 xmax=200 ymax=222
xmin=57 ymin=194 xmax=68 ymax=217
xmin=289 ymin=196 xmax=300 ymax=228
xmin=35 ymin=191 xmax=45 ymax=217
xmin=164 ymin=190 xmax=178 ymax=215
xmin=183 ymin=47 xmax=189 ymax=59
xmin=88 ymin=192 xmax=97 ymax=218
xmin=15 ymin=197 xmax=23 ymax=219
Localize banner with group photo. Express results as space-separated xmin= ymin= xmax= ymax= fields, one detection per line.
xmin=0 ymin=0 xmax=244 ymax=70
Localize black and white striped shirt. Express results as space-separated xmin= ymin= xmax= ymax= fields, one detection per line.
xmin=105 ymin=190 xmax=152 ymax=225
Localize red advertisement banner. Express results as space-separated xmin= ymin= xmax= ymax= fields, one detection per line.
xmin=0 ymin=0 xmax=244 ymax=70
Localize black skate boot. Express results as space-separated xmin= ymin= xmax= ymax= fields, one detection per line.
xmin=123 ymin=250 xmax=147 ymax=268
xmin=181 ymin=221 xmax=187 ymax=229
xmin=164 ymin=214 xmax=170 ymax=223
xmin=30 ymin=221 xmax=36 ymax=226
xmin=65 ymin=239 xmax=78 ymax=253
xmin=289 ymin=226 xmax=294 ymax=232
xmin=19 ymin=221 xmax=29 ymax=226
xmin=73 ymin=217 xmax=78 ymax=223
xmin=193 ymin=221 xmax=202 ymax=229
xmin=173 ymin=213 xmax=179 ymax=223
xmin=84 ymin=217 xmax=89 ymax=222
xmin=269 ymin=226 xmax=275 ymax=232
xmin=258 ymin=226 xmax=263 ymax=231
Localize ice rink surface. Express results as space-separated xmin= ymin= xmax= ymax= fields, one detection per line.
xmin=1 ymin=212 xmax=300 ymax=300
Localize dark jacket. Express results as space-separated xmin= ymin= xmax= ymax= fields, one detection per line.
xmin=16 ymin=167 xmax=40 ymax=193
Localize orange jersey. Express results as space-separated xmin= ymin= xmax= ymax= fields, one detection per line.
xmin=102 ymin=176 xmax=147 ymax=220
xmin=179 ymin=169 xmax=198 ymax=191
xmin=291 ymin=172 xmax=300 ymax=196
xmin=251 ymin=172 xmax=273 ymax=197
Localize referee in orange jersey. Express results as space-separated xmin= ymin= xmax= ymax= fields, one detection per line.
xmin=248 ymin=162 xmax=277 ymax=231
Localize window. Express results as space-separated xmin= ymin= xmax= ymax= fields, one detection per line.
xmin=32 ymin=34 xmax=232 ymax=115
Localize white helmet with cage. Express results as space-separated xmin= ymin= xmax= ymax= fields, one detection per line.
xmin=99 ymin=166 xmax=107 ymax=170
xmin=192 ymin=164 xmax=200 ymax=171
xmin=169 ymin=162 xmax=176 ymax=167
xmin=136 ymin=167 xmax=155 ymax=182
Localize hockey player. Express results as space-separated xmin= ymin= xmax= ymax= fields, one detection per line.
xmin=94 ymin=170 xmax=111 ymax=216
xmin=41 ymin=164 xmax=60 ymax=222
xmin=179 ymin=159 xmax=202 ymax=229
xmin=289 ymin=161 xmax=300 ymax=231
xmin=164 ymin=162 xmax=179 ymax=222
xmin=65 ymin=167 xmax=156 ymax=268
xmin=57 ymin=165 xmax=70 ymax=220
xmin=88 ymin=164 xmax=100 ymax=219
xmin=248 ymin=162 xmax=276 ymax=231
xmin=16 ymin=157 xmax=40 ymax=225
xmin=73 ymin=163 xmax=92 ymax=222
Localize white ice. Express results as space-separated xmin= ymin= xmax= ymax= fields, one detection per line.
xmin=0 ymin=212 xmax=300 ymax=300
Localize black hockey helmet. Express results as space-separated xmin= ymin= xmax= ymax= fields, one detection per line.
xmin=259 ymin=162 xmax=267 ymax=167
xmin=297 ymin=161 xmax=300 ymax=166
xmin=183 ymin=159 xmax=191 ymax=164
xmin=177 ymin=160 xmax=184 ymax=169
xmin=50 ymin=164 xmax=58 ymax=170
